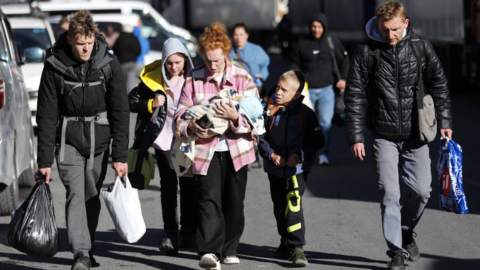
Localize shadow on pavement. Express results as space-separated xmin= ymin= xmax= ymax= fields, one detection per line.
xmin=305 ymin=93 xmax=480 ymax=215
xmin=421 ymin=253 xmax=480 ymax=270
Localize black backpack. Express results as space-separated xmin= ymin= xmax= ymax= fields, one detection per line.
xmin=53 ymin=62 xmax=112 ymax=97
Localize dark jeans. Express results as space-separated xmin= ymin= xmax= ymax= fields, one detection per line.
xmin=196 ymin=151 xmax=248 ymax=257
xmin=155 ymin=149 xmax=197 ymax=233
xmin=268 ymin=173 xmax=306 ymax=247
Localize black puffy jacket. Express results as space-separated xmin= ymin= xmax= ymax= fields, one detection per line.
xmin=37 ymin=32 xmax=130 ymax=168
xmin=128 ymin=82 xmax=167 ymax=149
xmin=344 ymin=23 xmax=452 ymax=145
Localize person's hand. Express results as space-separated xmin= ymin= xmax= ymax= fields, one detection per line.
xmin=187 ymin=117 xmax=209 ymax=137
xmin=271 ymin=152 xmax=286 ymax=167
xmin=255 ymin=74 xmax=262 ymax=78
xmin=214 ymin=98 xmax=239 ymax=123
xmin=112 ymin=162 xmax=128 ymax=177
xmin=336 ymin=79 xmax=346 ymax=91
xmin=287 ymin=154 xmax=300 ymax=167
xmin=440 ymin=129 xmax=453 ymax=141
xmin=152 ymin=94 xmax=166 ymax=108
xmin=350 ymin=142 xmax=365 ymax=161
xmin=36 ymin=168 xmax=51 ymax=184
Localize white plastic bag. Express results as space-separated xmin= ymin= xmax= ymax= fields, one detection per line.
xmin=101 ymin=176 xmax=146 ymax=243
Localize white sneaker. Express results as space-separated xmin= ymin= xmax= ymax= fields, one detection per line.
xmin=221 ymin=255 xmax=240 ymax=264
xmin=319 ymin=154 xmax=329 ymax=166
xmin=199 ymin=253 xmax=221 ymax=270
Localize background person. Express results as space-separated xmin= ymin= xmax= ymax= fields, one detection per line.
xmin=174 ymin=22 xmax=259 ymax=270
xmin=55 ymin=16 xmax=69 ymax=40
xmin=36 ymin=10 xmax=129 ymax=270
xmin=228 ymin=22 xmax=270 ymax=101
xmin=344 ymin=1 xmax=453 ymax=269
xmin=128 ymin=38 xmax=197 ymax=255
xmin=290 ymin=13 xmax=349 ymax=166
xmin=112 ymin=24 xmax=141 ymax=92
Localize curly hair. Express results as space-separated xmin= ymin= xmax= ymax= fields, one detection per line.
xmin=376 ymin=1 xmax=407 ymax=22
xmin=68 ymin=10 xmax=99 ymax=38
xmin=198 ymin=22 xmax=232 ymax=55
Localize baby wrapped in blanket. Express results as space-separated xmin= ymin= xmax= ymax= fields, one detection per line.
xmin=172 ymin=89 xmax=266 ymax=176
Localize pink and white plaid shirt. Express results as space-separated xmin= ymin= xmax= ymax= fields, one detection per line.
xmin=174 ymin=58 xmax=259 ymax=175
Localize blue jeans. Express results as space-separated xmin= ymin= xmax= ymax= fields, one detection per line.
xmin=309 ymin=85 xmax=335 ymax=155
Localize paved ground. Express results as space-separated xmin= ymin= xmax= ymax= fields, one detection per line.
xmin=1 ymin=56 xmax=479 ymax=270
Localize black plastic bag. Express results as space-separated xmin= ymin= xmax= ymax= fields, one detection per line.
xmin=7 ymin=177 xmax=59 ymax=258
xmin=332 ymin=90 xmax=346 ymax=127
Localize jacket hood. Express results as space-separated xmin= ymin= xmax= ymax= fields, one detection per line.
xmin=366 ymin=16 xmax=411 ymax=44
xmin=139 ymin=38 xmax=193 ymax=92
xmin=309 ymin=13 xmax=328 ymax=37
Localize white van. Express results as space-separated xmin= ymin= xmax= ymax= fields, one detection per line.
xmin=9 ymin=17 xmax=56 ymax=128
xmin=31 ymin=1 xmax=197 ymax=44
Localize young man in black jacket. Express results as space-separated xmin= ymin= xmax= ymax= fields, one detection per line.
xmin=344 ymin=2 xmax=452 ymax=270
xmin=290 ymin=13 xmax=349 ymax=166
xmin=36 ymin=11 xmax=129 ymax=270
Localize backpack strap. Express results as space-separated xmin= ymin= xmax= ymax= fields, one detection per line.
xmin=409 ymin=35 xmax=426 ymax=109
xmin=99 ymin=62 xmax=112 ymax=93
xmin=326 ymin=36 xmax=341 ymax=81
xmin=54 ymin=71 xmax=64 ymax=96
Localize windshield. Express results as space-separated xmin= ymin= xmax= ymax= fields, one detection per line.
xmin=12 ymin=28 xmax=52 ymax=54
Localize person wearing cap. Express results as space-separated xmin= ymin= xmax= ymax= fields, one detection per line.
xmin=290 ymin=13 xmax=349 ymax=166
xmin=257 ymin=70 xmax=324 ymax=267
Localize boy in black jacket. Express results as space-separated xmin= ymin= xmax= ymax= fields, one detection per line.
xmin=258 ymin=70 xmax=324 ymax=267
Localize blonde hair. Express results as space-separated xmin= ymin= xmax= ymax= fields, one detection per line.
xmin=198 ymin=22 xmax=232 ymax=55
xmin=279 ymin=70 xmax=300 ymax=92
xmin=68 ymin=10 xmax=99 ymax=38
xmin=376 ymin=1 xmax=407 ymax=23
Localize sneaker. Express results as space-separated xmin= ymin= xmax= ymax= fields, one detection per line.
xmin=179 ymin=228 xmax=196 ymax=248
xmin=72 ymin=253 xmax=91 ymax=270
xmin=221 ymin=255 xmax=240 ymax=264
xmin=159 ymin=230 xmax=178 ymax=255
xmin=402 ymin=230 xmax=420 ymax=262
xmin=318 ymin=154 xmax=329 ymax=166
xmin=387 ymin=249 xmax=405 ymax=270
xmin=274 ymin=242 xmax=291 ymax=259
xmin=89 ymin=245 xmax=100 ymax=268
xmin=290 ymin=247 xmax=308 ymax=267
xmin=199 ymin=253 xmax=221 ymax=270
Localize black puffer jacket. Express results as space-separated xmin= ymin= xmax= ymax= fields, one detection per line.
xmin=344 ymin=20 xmax=452 ymax=145
xmin=37 ymin=32 xmax=130 ymax=168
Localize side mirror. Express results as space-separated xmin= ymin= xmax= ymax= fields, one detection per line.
xmin=22 ymin=47 xmax=45 ymax=64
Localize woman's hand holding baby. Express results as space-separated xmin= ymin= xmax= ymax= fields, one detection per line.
xmin=214 ymin=96 xmax=239 ymax=124
xmin=188 ymin=117 xmax=209 ymax=137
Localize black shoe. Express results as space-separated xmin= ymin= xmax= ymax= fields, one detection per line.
xmin=72 ymin=253 xmax=91 ymax=270
xmin=179 ymin=229 xmax=196 ymax=248
xmin=89 ymin=246 xmax=100 ymax=268
xmin=159 ymin=230 xmax=178 ymax=255
xmin=387 ymin=249 xmax=405 ymax=270
xmin=402 ymin=230 xmax=420 ymax=262
xmin=274 ymin=242 xmax=291 ymax=259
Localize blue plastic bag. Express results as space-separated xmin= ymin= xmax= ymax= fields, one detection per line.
xmin=438 ymin=138 xmax=468 ymax=214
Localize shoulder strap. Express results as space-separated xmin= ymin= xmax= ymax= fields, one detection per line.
xmin=326 ymin=36 xmax=341 ymax=81
xmin=234 ymin=50 xmax=245 ymax=70
xmin=53 ymin=71 xmax=64 ymax=96
xmin=409 ymin=35 xmax=426 ymax=109
xmin=101 ymin=62 xmax=112 ymax=82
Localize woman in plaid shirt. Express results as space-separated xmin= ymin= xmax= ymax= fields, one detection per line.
xmin=174 ymin=22 xmax=259 ymax=270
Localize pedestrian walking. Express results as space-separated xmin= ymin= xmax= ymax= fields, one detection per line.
xmin=344 ymin=1 xmax=453 ymax=270
xmin=112 ymin=24 xmax=141 ymax=92
xmin=54 ymin=16 xmax=69 ymax=40
xmin=174 ymin=22 xmax=259 ymax=270
xmin=128 ymin=38 xmax=197 ymax=255
xmin=228 ymin=22 xmax=270 ymax=101
xmin=133 ymin=25 xmax=151 ymax=86
xmin=36 ymin=10 xmax=129 ymax=270
xmin=102 ymin=25 xmax=120 ymax=49
xmin=290 ymin=13 xmax=349 ymax=166
xmin=258 ymin=70 xmax=324 ymax=267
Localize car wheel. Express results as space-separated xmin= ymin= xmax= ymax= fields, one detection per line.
xmin=0 ymin=159 xmax=19 ymax=216
xmin=19 ymin=129 xmax=37 ymax=187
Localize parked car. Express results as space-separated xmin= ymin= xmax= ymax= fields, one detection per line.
xmin=9 ymin=17 xmax=55 ymax=128
xmin=0 ymin=8 xmax=38 ymax=216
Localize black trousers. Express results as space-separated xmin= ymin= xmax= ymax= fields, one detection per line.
xmin=196 ymin=151 xmax=248 ymax=257
xmin=268 ymin=173 xmax=306 ymax=247
xmin=155 ymin=149 xmax=197 ymax=233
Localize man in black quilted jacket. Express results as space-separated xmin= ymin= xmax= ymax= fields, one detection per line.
xmin=344 ymin=2 xmax=452 ymax=270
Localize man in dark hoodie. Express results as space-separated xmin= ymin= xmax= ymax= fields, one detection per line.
xmin=36 ymin=10 xmax=129 ymax=270
xmin=112 ymin=24 xmax=141 ymax=92
xmin=290 ymin=13 xmax=349 ymax=166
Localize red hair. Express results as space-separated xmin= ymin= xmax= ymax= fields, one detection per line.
xmin=198 ymin=22 xmax=232 ymax=55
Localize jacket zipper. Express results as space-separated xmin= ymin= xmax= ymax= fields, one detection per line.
xmin=394 ymin=45 xmax=402 ymax=139
xmin=283 ymin=109 xmax=290 ymax=178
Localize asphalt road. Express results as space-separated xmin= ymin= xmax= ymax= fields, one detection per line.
xmin=1 ymin=56 xmax=479 ymax=270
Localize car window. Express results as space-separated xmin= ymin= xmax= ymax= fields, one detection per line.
xmin=0 ymin=20 xmax=9 ymax=61
xmin=12 ymin=28 xmax=52 ymax=53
